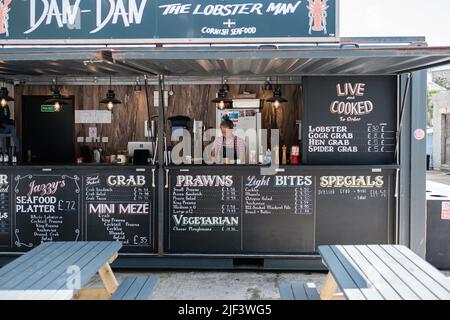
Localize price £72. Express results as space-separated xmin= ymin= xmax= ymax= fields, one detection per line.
xmin=58 ymin=200 xmax=76 ymax=211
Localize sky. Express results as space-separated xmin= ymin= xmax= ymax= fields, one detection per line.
xmin=339 ymin=0 xmax=450 ymax=46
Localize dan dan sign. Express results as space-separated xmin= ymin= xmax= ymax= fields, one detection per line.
xmin=0 ymin=0 xmax=338 ymax=44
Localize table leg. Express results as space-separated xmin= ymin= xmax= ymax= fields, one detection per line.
xmin=320 ymin=272 xmax=345 ymax=300
xmin=98 ymin=262 xmax=119 ymax=296
xmin=73 ymin=253 xmax=119 ymax=300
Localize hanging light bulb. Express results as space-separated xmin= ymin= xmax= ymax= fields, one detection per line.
xmin=107 ymin=101 xmax=114 ymax=111
xmin=0 ymin=82 xmax=14 ymax=108
xmin=211 ymin=76 xmax=232 ymax=109
xmin=266 ymin=77 xmax=287 ymax=109
xmin=273 ymin=100 xmax=281 ymax=109
xmin=54 ymin=101 xmax=61 ymax=112
xmin=100 ymin=76 xmax=122 ymax=111
xmin=44 ymin=78 xmax=67 ymax=112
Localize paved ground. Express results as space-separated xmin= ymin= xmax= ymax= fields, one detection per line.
xmin=86 ymin=268 xmax=450 ymax=300
xmin=427 ymin=170 xmax=450 ymax=186
xmin=86 ymin=270 xmax=328 ymax=300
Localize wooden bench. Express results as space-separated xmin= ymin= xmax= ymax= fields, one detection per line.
xmin=278 ymin=282 xmax=320 ymax=300
xmin=318 ymin=245 xmax=450 ymax=300
xmin=112 ymin=276 xmax=159 ymax=300
xmin=0 ymin=241 xmax=122 ymax=300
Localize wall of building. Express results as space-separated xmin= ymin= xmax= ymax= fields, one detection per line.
xmin=432 ymin=90 xmax=450 ymax=170
xmin=14 ymin=84 xmax=302 ymax=158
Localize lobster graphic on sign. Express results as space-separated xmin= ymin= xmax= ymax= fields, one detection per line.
xmin=307 ymin=0 xmax=329 ymax=35
xmin=0 ymin=0 xmax=11 ymax=37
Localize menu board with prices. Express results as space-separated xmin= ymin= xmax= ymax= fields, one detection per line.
xmin=84 ymin=171 xmax=154 ymax=253
xmin=168 ymin=173 xmax=242 ymax=253
xmin=0 ymin=174 xmax=11 ymax=248
xmin=167 ymin=169 xmax=319 ymax=254
xmin=13 ymin=173 xmax=82 ymax=251
xmin=303 ymin=76 xmax=398 ymax=165
xmin=315 ymin=173 xmax=395 ymax=247
xmin=242 ymin=174 xmax=316 ymax=253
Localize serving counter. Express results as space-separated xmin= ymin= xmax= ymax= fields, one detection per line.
xmin=0 ymin=164 xmax=397 ymax=266
xmin=165 ymin=165 xmax=398 ymax=256
xmin=0 ymin=165 xmax=157 ymax=255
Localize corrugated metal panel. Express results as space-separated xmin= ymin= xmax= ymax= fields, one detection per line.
xmin=111 ymin=46 xmax=450 ymax=76
xmin=0 ymin=49 xmax=136 ymax=76
xmin=0 ymin=46 xmax=449 ymax=77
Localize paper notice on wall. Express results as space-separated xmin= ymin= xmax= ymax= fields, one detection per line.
xmin=441 ymin=202 xmax=450 ymax=220
xmin=88 ymin=127 xmax=97 ymax=139
xmin=75 ymin=110 xmax=112 ymax=124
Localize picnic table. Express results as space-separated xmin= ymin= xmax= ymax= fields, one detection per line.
xmin=318 ymin=245 xmax=450 ymax=300
xmin=0 ymin=241 xmax=122 ymax=300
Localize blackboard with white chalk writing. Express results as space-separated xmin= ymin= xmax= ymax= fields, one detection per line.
xmin=166 ymin=170 xmax=242 ymax=253
xmin=13 ymin=172 xmax=82 ymax=251
xmin=166 ymin=168 xmax=317 ymax=253
xmin=0 ymin=173 xmax=11 ymax=249
xmin=166 ymin=167 xmax=395 ymax=254
xmin=314 ymin=171 xmax=395 ymax=247
xmin=84 ymin=169 xmax=154 ymax=253
xmin=242 ymin=174 xmax=315 ymax=253
xmin=303 ymin=76 xmax=398 ymax=165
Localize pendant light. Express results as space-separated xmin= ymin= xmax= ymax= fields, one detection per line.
xmin=266 ymin=77 xmax=287 ymax=109
xmin=263 ymin=77 xmax=273 ymax=91
xmin=44 ymin=78 xmax=67 ymax=112
xmin=100 ymin=76 xmax=122 ymax=111
xmin=0 ymin=80 xmax=15 ymax=108
xmin=134 ymin=78 xmax=142 ymax=92
xmin=211 ymin=76 xmax=232 ymax=110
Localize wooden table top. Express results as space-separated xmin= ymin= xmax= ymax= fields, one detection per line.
xmin=0 ymin=241 xmax=122 ymax=300
xmin=319 ymin=245 xmax=450 ymax=300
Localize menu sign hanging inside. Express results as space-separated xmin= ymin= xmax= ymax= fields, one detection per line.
xmin=303 ymin=76 xmax=398 ymax=165
xmin=0 ymin=0 xmax=338 ymax=44
xmin=13 ymin=173 xmax=82 ymax=250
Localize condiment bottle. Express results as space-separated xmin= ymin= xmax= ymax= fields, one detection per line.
xmin=290 ymin=144 xmax=300 ymax=165
xmin=273 ymin=146 xmax=280 ymax=165
xmin=282 ymin=145 xmax=287 ymax=165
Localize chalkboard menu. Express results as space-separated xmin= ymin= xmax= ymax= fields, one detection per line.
xmin=167 ymin=172 xmax=316 ymax=253
xmin=167 ymin=168 xmax=395 ymax=254
xmin=167 ymin=172 xmax=242 ymax=253
xmin=0 ymin=167 xmax=156 ymax=254
xmin=0 ymin=173 xmax=11 ymax=249
xmin=303 ymin=76 xmax=398 ymax=165
xmin=315 ymin=172 xmax=395 ymax=247
xmin=84 ymin=171 xmax=154 ymax=253
xmin=13 ymin=172 xmax=81 ymax=251
xmin=242 ymin=174 xmax=315 ymax=253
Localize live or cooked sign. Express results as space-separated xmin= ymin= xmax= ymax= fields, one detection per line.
xmin=0 ymin=0 xmax=338 ymax=44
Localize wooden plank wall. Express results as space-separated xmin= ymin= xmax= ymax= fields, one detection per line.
xmin=14 ymin=83 xmax=302 ymax=159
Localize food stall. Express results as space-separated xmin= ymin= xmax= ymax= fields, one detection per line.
xmin=0 ymin=0 xmax=449 ymax=269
